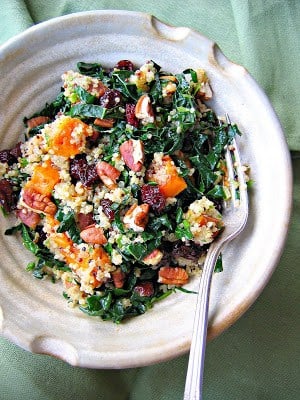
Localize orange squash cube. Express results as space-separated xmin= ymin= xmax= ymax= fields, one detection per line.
xmin=147 ymin=154 xmax=187 ymax=197
xmin=47 ymin=116 xmax=92 ymax=157
xmin=25 ymin=160 xmax=60 ymax=196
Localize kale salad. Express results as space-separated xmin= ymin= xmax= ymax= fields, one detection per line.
xmin=0 ymin=59 xmax=243 ymax=323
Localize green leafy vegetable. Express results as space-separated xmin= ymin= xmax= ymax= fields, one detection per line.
xmin=55 ymin=208 xmax=81 ymax=244
xmin=69 ymin=104 xmax=106 ymax=118
xmin=77 ymin=61 xmax=105 ymax=79
xmin=175 ymin=220 xmax=193 ymax=240
xmin=1 ymin=58 xmax=245 ymax=324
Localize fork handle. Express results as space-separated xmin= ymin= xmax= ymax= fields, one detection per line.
xmin=183 ymin=243 xmax=222 ymax=400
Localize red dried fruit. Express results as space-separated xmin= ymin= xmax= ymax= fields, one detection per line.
xmin=141 ymin=184 xmax=166 ymax=214
xmin=0 ymin=179 xmax=16 ymax=212
xmin=9 ymin=142 xmax=22 ymax=160
xmin=100 ymin=199 xmax=115 ymax=221
xmin=99 ymin=89 xmax=122 ymax=109
xmin=171 ymin=242 xmax=204 ymax=263
xmin=88 ymin=129 xmax=100 ymax=143
xmin=125 ymin=103 xmax=139 ymax=127
xmin=70 ymin=155 xmax=99 ymax=187
xmin=0 ymin=150 xmax=16 ymax=165
xmin=134 ymin=282 xmax=154 ymax=297
xmin=0 ymin=142 xmax=21 ymax=165
xmin=115 ymin=60 xmax=134 ymax=71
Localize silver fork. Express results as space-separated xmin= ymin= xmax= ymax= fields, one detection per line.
xmin=183 ymin=115 xmax=249 ymax=400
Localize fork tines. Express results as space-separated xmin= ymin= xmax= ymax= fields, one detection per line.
xmin=220 ymin=114 xmax=248 ymax=208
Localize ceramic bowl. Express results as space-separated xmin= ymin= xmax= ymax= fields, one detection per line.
xmin=0 ymin=10 xmax=292 ymax=368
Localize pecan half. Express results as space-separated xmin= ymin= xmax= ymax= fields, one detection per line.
xmin=123 ymin=203 xmax=150 ymax=232
xmin=119 ymin=139 xmax=144 ymax=172
xmin=26 ymin=116 xmax=50 ymax=129
xmin=79 ymin=224 xmax=107 ymax=245
xmin=16 ymin=207 xmax=41 ymax=229
xmin=158 ymin=266 xmax=189 ymax=286
xmin=142 ymin=249 xmax=163 ymax=266
xmin=111 ymin=268 xmax=126 ymax=289
xmin=22 ymin=188 xmax=57 ymax=215
xmin=96 ymin=161 xmax=121 ymax=189
xmin=135 ymin=94 xmax=155 ymax=123
xmin=94 ymin=118 xmax=115 ymax=128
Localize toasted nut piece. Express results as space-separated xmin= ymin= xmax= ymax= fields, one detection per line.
xmin=22 ymin=188 xmax=57 ymax=215
xmin=158 ymin=266 xmax=189 ymax=286
xmin=94 ymin=118 xmax=115 ymax=128
xmin=142 ymin=249 xmax=163 ymax=266
xmin=159 ymin=75 xmax=178 ymax=82
xmin=197 ymin=82 xmax=212 ymax=100
xmin=123 ymin=203 xmax=150 ymax=232
xmin=26 ymin=116 xmax=50 ymax=129
xmin=77 ymin=212 xmax=95 ymax=231
xmin=96 ymin=161 xmax=121 ymax=189
xmin=119 ymin=139 xmax=144 ymax=172
xmin=111 ymin=268 xmax=126 ymax=288
xmin=16 ymin=207 xmax=41 ymax=229
xmin=164 ymin=81 xmax=177 ymax=95
xmin=135 ymin=94 xmax=155 ymax=123
xmin=80 ymin=224 xmax=107 ymax=245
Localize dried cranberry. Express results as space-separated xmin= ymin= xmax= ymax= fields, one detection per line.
xmin=141 ymin=184 xmax=166 ymax=214
xmin=70 ymin=155 xmax=84 ymax=180
xmin=0 ymin=143 xmax=21 ymax=165
xmin=77 ymin=212 xmax=95 ymax=231
xmin=0 ymin=150 xmax=15 ymax=165
xmin=172 ymin=242 xmax=204 ymax=262
xmin=10 ymin=142 xmax=22 ymax=160
xmin=0 ymin=179 xmax=16 ymax=212
xmin=115 ymin=60 xmax=134 ymax=71
xmin=134 ymin=282 xmax=154 ymax=297
xmin=125 ymin=103 xmax=139 ymax=127
xmin=70 ymin=155 xmax=99 ymax=187
xmin=100 ymin=199 xmax=115 ymax=221
xmin=87 ymin=129 xmax=100 ymax=145
xmin=99 ymin=89 xmax=122 ymax=109
xmin=81 ymin=164 xmax=99 ymax=187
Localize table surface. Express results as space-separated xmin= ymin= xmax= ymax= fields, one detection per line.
xmin=0 ymin=1 xmax=299 ymax=399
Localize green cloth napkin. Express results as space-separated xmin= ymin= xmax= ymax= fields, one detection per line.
xmin=0 ymin=1 xmax=299 ymax=399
